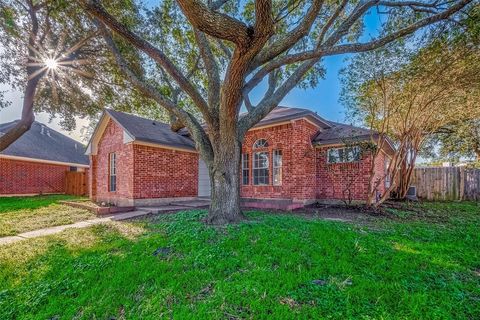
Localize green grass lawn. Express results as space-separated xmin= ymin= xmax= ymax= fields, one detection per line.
xmin=0 ymin=195 xmax=95 ymax=236
xmin=0 ymin=201 xmax=479 ymax=319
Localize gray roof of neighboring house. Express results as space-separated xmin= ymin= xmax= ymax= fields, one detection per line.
xmin=313 ymin=121 xmax=376 ymax=145
xmin=106 ymin=109 xmax=196 ymax=150
xmin=0 ymin=121 xmax=89 ymax=165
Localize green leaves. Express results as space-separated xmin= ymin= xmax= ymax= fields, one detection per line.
xmin=1 ymin=201 xmax=479 ymax=318
xmin=0 ymin=6 xmax=19 ymax=37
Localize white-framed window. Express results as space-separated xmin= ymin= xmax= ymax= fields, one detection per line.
xmin=242 ymin=154 xmax=250 ymax=185
xmin=385 ymin=158 xmax=391 ymax=188
xmin=253 ymin=139 xmax=268 ymax=149
xmin=327 ymin=146 xmax=361 ymax=164
xmin=109 ymin=152 xmax=117 ymax=192
xmin=273 ymin=150 xmax=282 ymax=186
xmin=253 ymin=151 xmax=269 ymax=185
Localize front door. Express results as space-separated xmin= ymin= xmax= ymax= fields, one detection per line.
xmin=198 ymin=159 xmax=211 ymax=197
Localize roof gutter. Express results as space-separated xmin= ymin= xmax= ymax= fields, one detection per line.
xmin=0 ymin=154 xmax=89 ymax=168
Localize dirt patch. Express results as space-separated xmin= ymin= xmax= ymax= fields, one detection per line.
xmin=251 ymin=203 xmax=387 ymax=224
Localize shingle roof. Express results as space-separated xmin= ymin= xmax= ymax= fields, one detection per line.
xmin=0 ymin=121 xmax=89 ymax=165
xmin=106 ymin=109 xmax=196 ymax=150
xmin=248 ymin=106 xmax=332 ymax=129
xmin=313 ymin=121 xmax=376 ymax=145
xmin=99 ymin=107 xmax=376 ymax=150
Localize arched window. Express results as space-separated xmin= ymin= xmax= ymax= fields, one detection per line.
xmin=253 ymin=139 xmax=268 ymax=149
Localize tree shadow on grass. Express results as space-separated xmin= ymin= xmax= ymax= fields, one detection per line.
xmin=0 ymin=211 xmax=478 ymax=319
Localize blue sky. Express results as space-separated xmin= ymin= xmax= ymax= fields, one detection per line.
xmin=0 ymin=3 xmax=383 ymax=140
xmin=251 ymin=8 xmax=383 ymax=123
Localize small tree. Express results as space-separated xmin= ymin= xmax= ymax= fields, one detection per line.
xmin=342 ymin=24 xmax=480 ymax=202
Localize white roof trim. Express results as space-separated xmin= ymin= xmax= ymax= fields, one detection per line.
xmin=247 ymin=117 xmax=322 ymax=132
xmin=85 ymin=112 xmax=112 ymax=156
xmin=123 ymin=130 xmax=134 ymax=143
xmin=131 ymin=140 xmax=198 ymax=154
xmin=0 ymin=154 xmax=89 ymax=168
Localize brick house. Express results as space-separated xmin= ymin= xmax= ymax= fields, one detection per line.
xmin=0 ymin=121 xmax=89 ymax=196
xmin=86 ymin=107 xmax=394 ymax=208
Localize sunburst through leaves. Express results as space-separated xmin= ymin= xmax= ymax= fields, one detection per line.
xmin=26 ymin=32 xmax=95 ymax=104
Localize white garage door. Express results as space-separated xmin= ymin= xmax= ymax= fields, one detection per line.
xmin=198 ymin=159 xmax=211 ymax=197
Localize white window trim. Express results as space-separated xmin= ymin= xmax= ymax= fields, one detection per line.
xmin=253 ymin=151 xmax=269 ymax=185
xmin=109 ymin=153 xmax=117 ymax=192
xmin=273 ymin=150 xmax=282 ymax=186
xmin=253 ymin=139 xmax=268 ymax=149
xmin=385 ymin=158 xmax=391 ymax=188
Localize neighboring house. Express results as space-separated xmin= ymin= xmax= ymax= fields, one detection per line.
xmin=0 ymin=121 xmax=89 ymax=196
xmin=86 ymin=107 xmax=394 ymax=208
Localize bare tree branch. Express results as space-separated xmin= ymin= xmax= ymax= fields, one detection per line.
xmin=194 ymin=30 xmax=220 ymax=111
xmin=243 ymin=91 xmax=254 ymax=112
xmin=208 ymin=0 xmax=229 ymax=10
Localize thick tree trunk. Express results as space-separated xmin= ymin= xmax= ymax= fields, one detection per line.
xmin=204 ymin=143 xmax=244 ymax=224
xmin=204 ymin=129 xmax=245 ymax=224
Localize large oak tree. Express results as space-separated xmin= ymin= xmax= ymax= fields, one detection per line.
xmin=81 ymin=0 xmax=473 ymax=224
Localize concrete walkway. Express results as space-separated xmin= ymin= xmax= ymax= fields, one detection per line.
xmin=0 ymin=199 xmax=212 ymax=246
xmin=0 ymin=209 xmax=154 ymax=246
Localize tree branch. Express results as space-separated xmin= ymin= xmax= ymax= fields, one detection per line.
xmin=244 ymin=0 xmax=471 ymax=88
xmin=176 ymin=0 xmax=251 ymax=46
xmin=96 ymin=20 xmax=214 ymax=162
xmin=253 ymin=0 xmax=323 ymax=68
xmin=322 ymin=0 xmax=472 ymax=54
xmin=317 ymin=0 xmax=348 ymax=44
xmin=194 ymin=30 xmax=220 ymax=111
xmin=81 ymin=0 xmax=212 ymax=124
xmin=0 ymin=0 xmax=40 ymax=151
xmin=239 ymin=59 xmax=316 ymax=136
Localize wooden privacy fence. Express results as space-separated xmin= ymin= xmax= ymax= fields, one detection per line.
xmin=412 ymin=167 xmax=480 ymax=201
xmin=65 ymin=171 xmax=88 ymax=196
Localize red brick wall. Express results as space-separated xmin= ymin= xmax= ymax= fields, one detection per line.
xmin=90 ymin=117 xmax=390 ymax=205
xmin=91 ymin=119 xmax=134 ymax=204
xmin=0 ymin=158 xmax=68 ymax=195
xmin=315 ymin=147 xmax=389 ymax=201
xmin=90 ymin=119 xmax=198 ymax=205
xmin=240 ymin=119 xmax=319 ymax=202
xmin=132 ymin=144 xmax=198 ymax=199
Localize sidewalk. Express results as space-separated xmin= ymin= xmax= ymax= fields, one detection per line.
xmin=0 ymin=209 xmax=153 ymax=246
